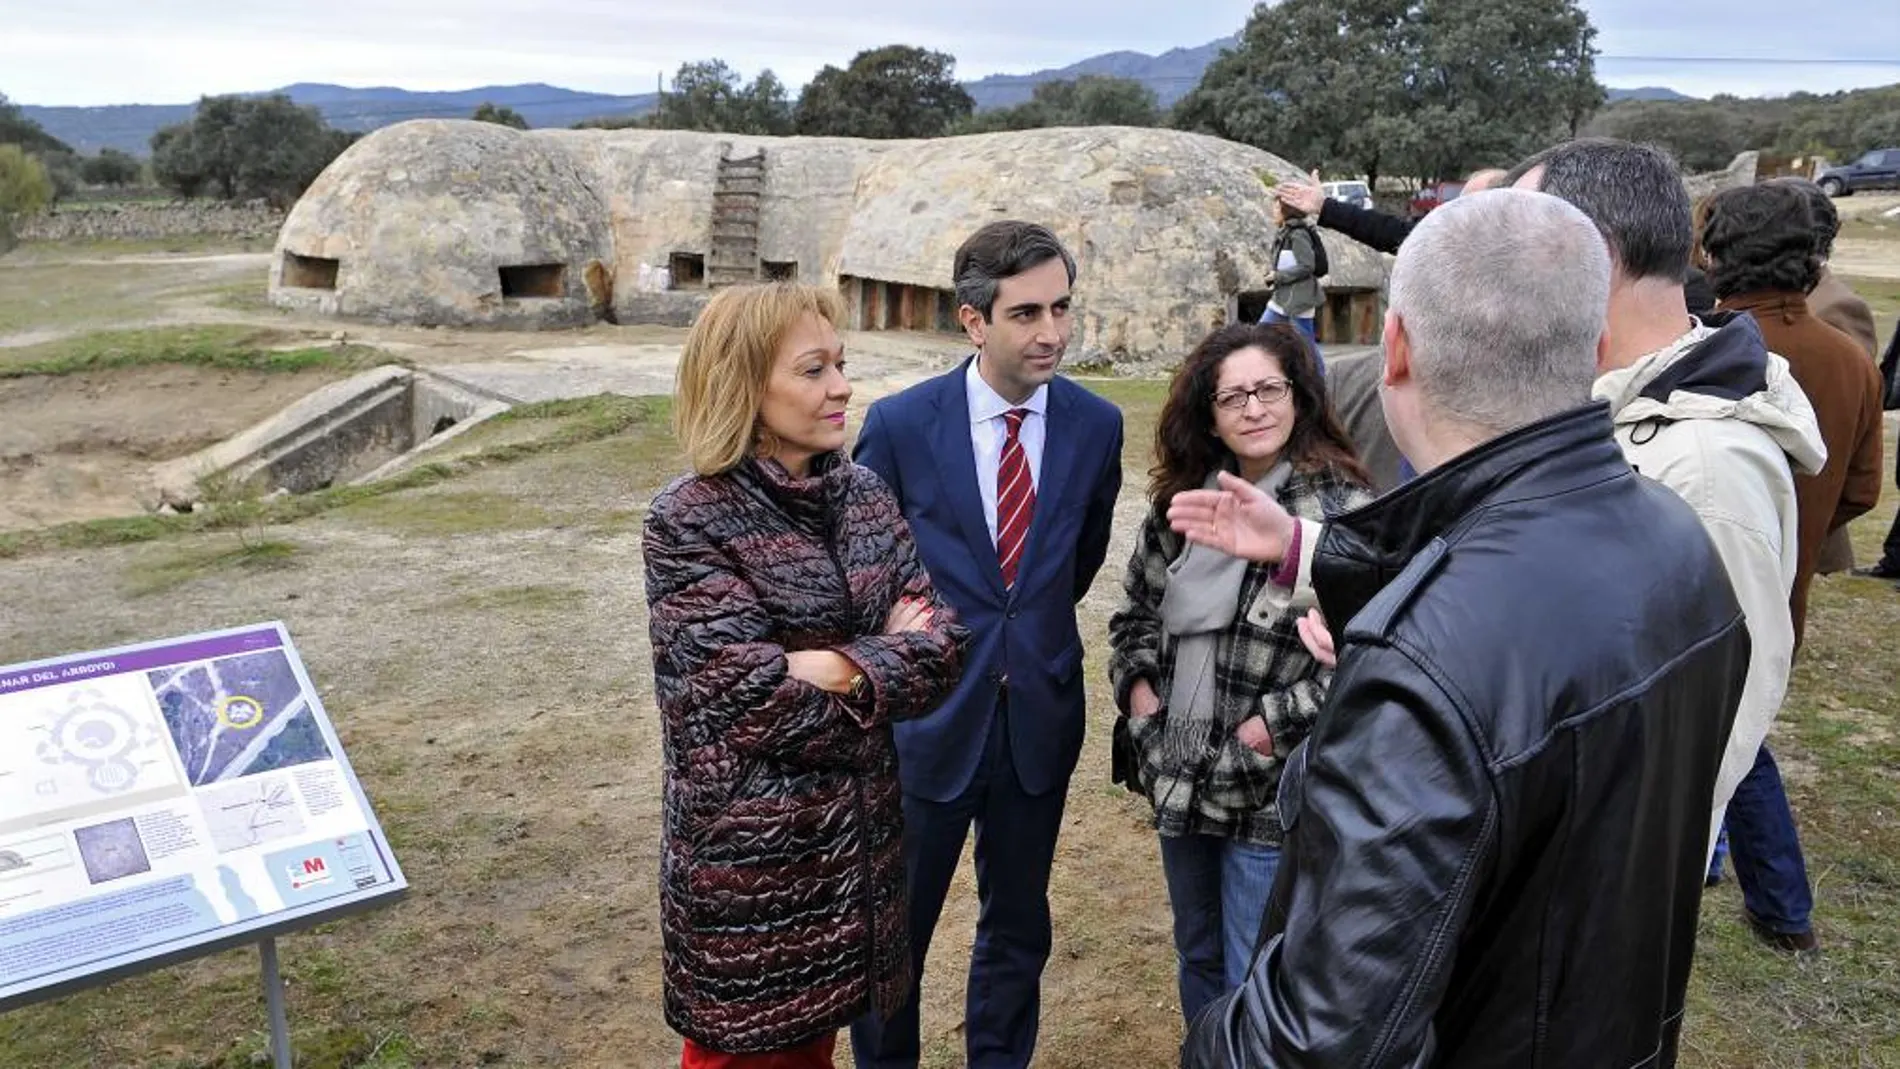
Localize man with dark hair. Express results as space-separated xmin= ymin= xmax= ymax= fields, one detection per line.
xmin=1509 ymin=139 xmax=1831 ymax=954
xmin=1174 ymin=188 xmax=1752 ymax=1069
xmin=850 ymin=220 xmax=1124 ymax=1069
xmin=1771 ymin=177 xmax=1880 ymax=576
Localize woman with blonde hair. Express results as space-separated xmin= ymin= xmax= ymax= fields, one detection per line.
xmin=643 ymin=282 xmax=966 ymax=1067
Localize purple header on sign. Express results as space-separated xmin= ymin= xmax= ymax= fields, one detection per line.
xmin=0 ymin=628 xmax=283 ymax=698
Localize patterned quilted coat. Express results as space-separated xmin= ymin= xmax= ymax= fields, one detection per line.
xmin=643 ymin=452 xmax=966 ymax=1053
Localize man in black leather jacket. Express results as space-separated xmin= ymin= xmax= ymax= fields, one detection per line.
xmin=1167 ymin=189 xmax=1752 ymax=1069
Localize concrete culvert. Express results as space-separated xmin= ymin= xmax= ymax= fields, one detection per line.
xmin=146 ymin=368 xmax=511 ymax=511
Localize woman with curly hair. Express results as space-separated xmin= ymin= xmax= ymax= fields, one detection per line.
xmin=1704 ymin=182 xmax=1884 ymax=646
xmin=1698 ymin=181 xmax=1885 ymax=955
xmin=1106 ymin=322 xmax=1371 ymax=1023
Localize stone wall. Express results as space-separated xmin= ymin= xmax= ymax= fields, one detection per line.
xmin=1684 ymin=151 xmax=1761 ymax=203
xmin=17 ymin=201 xmax=287 ymax=243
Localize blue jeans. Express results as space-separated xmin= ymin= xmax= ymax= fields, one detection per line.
xmin=1157 ymin=834 xmax=1283 ymax=1024
xmin=1725 ymin=745 xmax=1814 ymax=934
xmin=1258 ymin=308 xmax=1324 ymax=377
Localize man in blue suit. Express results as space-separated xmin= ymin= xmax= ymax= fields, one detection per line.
xmin=850 ymin=220 xmax=1124 ymax=1068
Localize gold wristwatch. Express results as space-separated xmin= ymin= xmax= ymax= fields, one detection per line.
xmin=847 ymin=672 xmax=868 ymax=701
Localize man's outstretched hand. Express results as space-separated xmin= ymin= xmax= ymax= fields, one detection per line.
xmin=1276 ymin=179 xmax=1328 ymax=218
xmin=1167 ymin=471 xmax=1297 ymax=564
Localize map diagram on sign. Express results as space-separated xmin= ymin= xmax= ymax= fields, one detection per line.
xmin=149 ymin=651 xmax=333 ymax=786
xmin=198 ymin=776 xmax=308 ymax=854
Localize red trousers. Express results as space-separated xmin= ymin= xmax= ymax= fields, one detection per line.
xmin=680 ymin=1033 xmax=835 ymax=1069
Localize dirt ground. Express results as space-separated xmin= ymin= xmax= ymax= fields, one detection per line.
xmin=0 ymin=245 xmax=972 ymax=535
xmin=1827 ymin=192 xmax=1900 ymax=280
xmin=1 ymin=232 xmax=1899 ymax=1068
xmin=0 ymin=366 xmax=352 ymax=528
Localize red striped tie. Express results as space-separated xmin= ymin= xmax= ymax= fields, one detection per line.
xmin=997 ymin=408 xmax=1035 ymax=589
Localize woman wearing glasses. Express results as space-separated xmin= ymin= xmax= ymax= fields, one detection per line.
xmin=1107 ymin=322 xmax=1371 ymax=1025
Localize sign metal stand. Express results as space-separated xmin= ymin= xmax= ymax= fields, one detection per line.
xmin=260 ymin=938 xmax=293 ymax=1069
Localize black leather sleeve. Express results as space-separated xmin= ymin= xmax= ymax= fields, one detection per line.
xmin=1315 ymin=199 xmax=1415 ymax=256
xmin=1182 ymin=641 xmax=1498 ymax=1069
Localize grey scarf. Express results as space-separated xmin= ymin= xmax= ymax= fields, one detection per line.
xmin=1157 ymin=460 xmax=1290 ymax=772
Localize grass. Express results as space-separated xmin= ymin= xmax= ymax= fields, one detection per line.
xmin=123 ymin=538 xmax=299 ymax=597
xmin=11 ymin=233 xmax=276 ymax=259
xmin=1840 ymin=218 xmax=1900 ymax=246
xmin=0 ymin=238 xmax=271 ymax=337
xmin=201 ymin=275 xmax=274 ymax=313
xmin=346 ymin=491 xmax=554 ymax=537
xmin=0 ymin=394 xmax=670 ymax=560
xmin=439 ymin=584 xmax=589 ymax=613
xmin=0 ymin=325 xmax=383 ymax=379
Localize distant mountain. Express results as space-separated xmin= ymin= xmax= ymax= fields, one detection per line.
xmin=964 ymin=35 xmax=1240 ymax=109
xmin=1606 ymin=86 xmax=1694 ymax=102
xmin=21 ymin=83 xmax=657 ymax=155
xmin=19 ymin=37 xmax=1694 ymax=156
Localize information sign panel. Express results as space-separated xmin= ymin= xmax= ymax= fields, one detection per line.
xmin=0 ymin=622 xmax=406 ymax=1011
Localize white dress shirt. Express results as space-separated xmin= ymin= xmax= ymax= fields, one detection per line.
xmin=965 ymin=355 xmax=1048 ymax=547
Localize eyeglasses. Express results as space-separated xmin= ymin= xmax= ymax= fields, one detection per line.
xmin=1213 ymin=380 xmax=1293 ymax=411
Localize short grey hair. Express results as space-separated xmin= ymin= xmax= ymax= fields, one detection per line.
xmin=1389 ymin=189 xmax=1610 ymax=435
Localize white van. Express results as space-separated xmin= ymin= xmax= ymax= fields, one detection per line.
xmin=1322 ymin=180 xmax=1373 ymax=210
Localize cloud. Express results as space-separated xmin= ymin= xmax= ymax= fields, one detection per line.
xmin=2 ymin=0 xmax=1254 ymax=104
xmin=4 ymin=0 xmax=1895 ymax=106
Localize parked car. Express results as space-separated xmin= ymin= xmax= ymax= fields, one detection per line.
xmin=1322 ymin=180 xmax=1373 ymax=211
xmin=1817 ymin=148 xmax=1900 ymax=197
xmin=1409 ymin=180 xmax=1466 ymax=219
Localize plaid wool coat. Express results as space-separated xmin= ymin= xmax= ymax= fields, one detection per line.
xmin=1107 ymin=466 xmax=1371 ymax=845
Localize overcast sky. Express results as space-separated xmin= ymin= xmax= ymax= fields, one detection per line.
xmin=5 ymin=0 xmax=1898 ymax=106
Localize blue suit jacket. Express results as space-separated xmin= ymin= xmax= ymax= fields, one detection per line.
xmin=854 ymin=361 xmax=1124 ymax=802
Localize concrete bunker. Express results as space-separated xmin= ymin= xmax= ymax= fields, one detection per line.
xmin=1233 ymin=288 xmax=1384 ymax=348
xmin=668 ymin=253 xmax=706 ymax=289
xmin=841 ymin=276 xmax=960 ymax=333
xmin=281 ymin=251 xmax=339 ymax=291
xmin=1318 ymin=290 xmax=1384 ymax=347
xmin=269 ymin=120 xmax=611 ymax=329
xmin=273 ymin=122 xmax=1392 ymax=362
xmin=499 ymin=263 xmax=566 ymax=300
